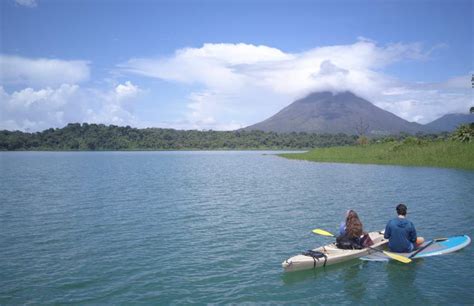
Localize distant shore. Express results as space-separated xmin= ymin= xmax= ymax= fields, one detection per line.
xmin=278 ymin=140 xmax=474 ymax=170
xmin=0 ymin=123 xmax=357 ymax=151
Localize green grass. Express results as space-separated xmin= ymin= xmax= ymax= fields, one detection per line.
xmin=279 ymin=140 xmax=474 ymax=170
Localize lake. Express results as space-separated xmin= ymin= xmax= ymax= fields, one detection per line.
xmin=0 ymin=151 xmax=473 ymax=304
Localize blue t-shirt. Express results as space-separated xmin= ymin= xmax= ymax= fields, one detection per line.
xmin=384 ymin=217 xmax=417 ymax=252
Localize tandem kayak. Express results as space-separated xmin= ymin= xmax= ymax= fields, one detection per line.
xmin=360 ymin=235 xmax=471 ymax=262
xmin=282 ymin=231 xmax=388 ymax=272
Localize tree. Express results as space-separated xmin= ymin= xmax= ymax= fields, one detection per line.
xmin=355 ymin=118 xmax=369 ymax=136
xmin=355 ymin=118 xmax=370 ymax=145
xmin=451 ymin=124 xmax=474 ymax=143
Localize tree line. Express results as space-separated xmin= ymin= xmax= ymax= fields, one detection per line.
xmin=0 ymin=123 xmax=364 ymax=151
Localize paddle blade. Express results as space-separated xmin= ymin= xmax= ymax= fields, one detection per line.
xmin=312 ymin=229 xmax=335 ymax=237
xmin=382 ymin=251 xmax=412 ymax=264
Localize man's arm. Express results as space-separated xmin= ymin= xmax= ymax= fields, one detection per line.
xmin=384 ymin=221 xmax=391 ymax=239
xmin=408 ymin=222 xmax=417 ymax=243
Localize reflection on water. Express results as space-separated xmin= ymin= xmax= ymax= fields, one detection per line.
xmin=280 ymin=267 xmax=321 ymax=286
xmin=281 ymin=259 xmax=364 ymax=286
xmin=379 ymin=260 xmax=434 ymax=305
xmin=281 ymin=256 xmax=443 ymax=305
xmin=342 ymin=261 xmax=367 ymax=303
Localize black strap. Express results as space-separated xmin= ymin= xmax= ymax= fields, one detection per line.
xmin=302 ymin=250 xmax=328 ymax=268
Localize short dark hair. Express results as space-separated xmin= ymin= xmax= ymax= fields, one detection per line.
xmin=396 ymin=203 xmax=407 ymax=216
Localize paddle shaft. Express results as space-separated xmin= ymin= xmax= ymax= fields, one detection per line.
xmin=313 ymin=229 xmax=389 ymax=254
xmin=312 ymin=228 xmax=411 ymax=263
xmin=408 ymin=238 xmax=447 ymax=259
xmin=367 ymin=245 xmax=412 ymax=263
xmin=367 ymin=246 xmax=389 ymax=255
xmin=408 ymin=240 xmax=434 ymax=259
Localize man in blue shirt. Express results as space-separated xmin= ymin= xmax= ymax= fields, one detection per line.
xmin=384 ymin=204 xmax=424 ymax=253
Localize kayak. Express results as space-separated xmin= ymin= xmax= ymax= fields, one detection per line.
xmin=282 ymin=231 xmax=388 ymax=272
xmin=360 ymin=235 xmax=471 ymax=262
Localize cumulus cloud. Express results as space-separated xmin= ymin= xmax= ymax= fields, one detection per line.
xmin=317 ymin=60 xmax=349 ymax=76
xmin=120 ymin=43 xmax=292 ymax=92
xmin=377 ymin=75 xmax=472 ymax=123
xmin=0 ymin=81 xmax=141 ymax=131
xmin=86 ymin=81 xmax=141 ymax=126
xmin=120 ymin=40 xmax=466 ymax=129
xmin=183 ymin=91 xmax=245 ymax=130
xmin=0 ymin=55 xmax=90 ymax=88
xmin=0 ymin=84 xmax=80 ymax=131
xmin=15 ymin=0 xmax=37 ymax=8
xmin=1 ymin=41 xmax=469 ymax=131
xmin=115 ymin=81 xmax=140 ymax=100
xmin=0 ymin=54 xmax=143 ymax=131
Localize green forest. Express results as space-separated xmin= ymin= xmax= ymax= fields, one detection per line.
xmin=0 ymin=123 xmax=457 ymax=151
xmin=0 ymin=123 xmax=362 ymax=150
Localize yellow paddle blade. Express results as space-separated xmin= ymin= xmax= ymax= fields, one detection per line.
xmin=382 ymin=251 xmax=412 ymax=264
xmin=312 ymin=229 xmax=335 ymax=237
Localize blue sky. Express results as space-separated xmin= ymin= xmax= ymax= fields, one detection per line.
xmin=1 ymin=0 xmax=472 ymax=131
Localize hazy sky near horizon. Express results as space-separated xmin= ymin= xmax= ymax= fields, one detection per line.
xmin=1 ymin=0 xmax=472 ymax=131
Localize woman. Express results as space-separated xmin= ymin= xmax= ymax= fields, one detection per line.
xmin=339 ymin=210 xmax=363 ymax=238
xmin=337 ymin=210 xmax=372 ymax=249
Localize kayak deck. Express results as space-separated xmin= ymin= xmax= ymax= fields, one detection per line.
xmin=360 ymin=235 xmax=471 ymax=262
xmin=282 ymin=231 xmax=387 ymax=272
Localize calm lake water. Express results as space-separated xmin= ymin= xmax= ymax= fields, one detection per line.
xmin=1 ymin=151 xmax=473 ymax=305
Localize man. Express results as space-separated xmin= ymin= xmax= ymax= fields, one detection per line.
xmin=384 ymin=203 xmax=424 ymax=253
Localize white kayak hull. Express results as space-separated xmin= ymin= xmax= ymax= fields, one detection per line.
xmin=282 ymin=231 xmax=387 ymax=272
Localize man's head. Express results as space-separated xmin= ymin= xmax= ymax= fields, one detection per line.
xmin=396 ymin=203 xmax=407 ymax=216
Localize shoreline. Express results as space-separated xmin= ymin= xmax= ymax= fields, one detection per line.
xmin=0 ymin=149 xmax=308 ymax=152
xmin=278 ymin=141 xmax=474 ymax=171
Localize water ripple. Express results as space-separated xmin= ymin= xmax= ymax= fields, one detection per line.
xmin=0 ymin=151 xmax=473 ymax=304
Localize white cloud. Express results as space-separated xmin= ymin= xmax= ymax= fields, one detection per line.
xmin=1 ymin=42 xmax=469 ymax=132
xmin=87 ymin=81 xmax=141 ymax=126
xmin=115 ymin=81 xmax=140 ymax=100
xmin=317 ymin=60 xmax=349 ymax=76
xmin=15 ymin=0 xmax=37 ymax=8
xmin=0 ymin=81 xmax=141 ymax=131
xmin=0 ymin=84 xmax=79 ymax=131
xmin=0 ymin=55 xmax=90 ymax=88
xmin=377 ymin=76 xmax=472 ymax=123
xmin=183 ymin=90 xmax=245 ymax=130
xmin=120 ymin=40 xmax=464 ymax=129
xmin=0 ymin=53 xmax=141 ymax=131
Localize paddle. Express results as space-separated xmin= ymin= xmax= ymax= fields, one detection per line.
xmin=408 ymin=237 xmax=448 ymax=259
xmin=312 ymin=228 xmax=412 ymax=264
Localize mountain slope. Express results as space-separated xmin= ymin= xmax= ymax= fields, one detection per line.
xmin=244 ymin=91 xmax=427 ymax=135
xmin=424 ymin=113 xmax=474 ymax=132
